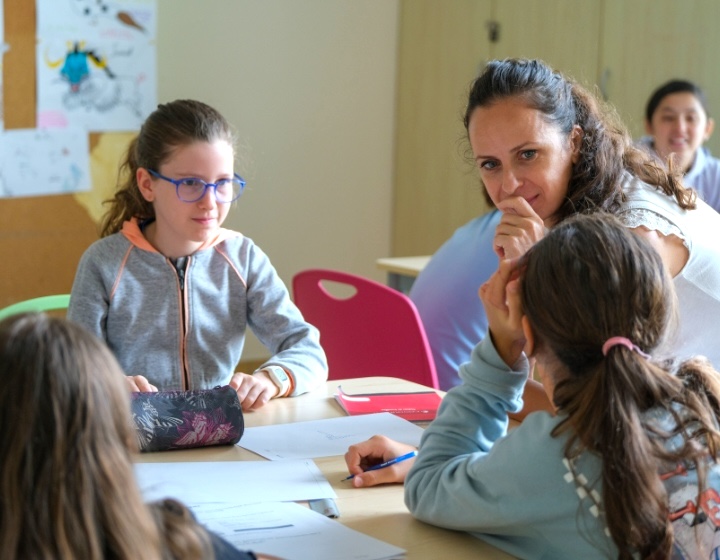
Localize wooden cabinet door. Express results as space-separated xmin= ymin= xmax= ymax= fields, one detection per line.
xmin=490 ymin=0 xmax=602 ymax=87
xmin=600 ymin=0 xmax=720 ymax=155
xmin=393 ymin=0 xmax=494 ymax=256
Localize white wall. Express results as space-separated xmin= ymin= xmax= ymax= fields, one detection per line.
xmin=157 ymin=1 xmax=399 ymax=360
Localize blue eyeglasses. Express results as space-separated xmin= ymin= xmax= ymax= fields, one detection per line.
xmin=147 ymin=169 xmax=246 ymax=203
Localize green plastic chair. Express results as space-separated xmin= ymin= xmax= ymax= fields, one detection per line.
xmin=0 ymin=295 xmax=71 ymax=321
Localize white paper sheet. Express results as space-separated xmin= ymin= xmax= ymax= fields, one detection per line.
xmin=194 ymin=501 xmax=405 ymax=560
xmin=238 ymin=412 xmax=424 ymax=460
xmin=0 ymin=128 xmax=90 ymax=197
xmin=135 ymin=459 xmax=336 ymax=506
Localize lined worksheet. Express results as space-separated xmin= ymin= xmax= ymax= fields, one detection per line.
xmin=195 ymin=501 xmax=405 ymax=560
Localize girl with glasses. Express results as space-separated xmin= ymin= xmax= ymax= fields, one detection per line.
xmin=68 ymin=99 xmax=327 ymax=410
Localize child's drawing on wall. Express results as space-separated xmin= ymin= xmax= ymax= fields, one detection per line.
xmin=36 ymin=0 xmax=157 ymax=132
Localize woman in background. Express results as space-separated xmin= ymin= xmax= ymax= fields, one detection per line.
xmin=639 ymin=79 xmax=720 ymax=212
xmin=0 ymin=313 xmax=277 ymax=560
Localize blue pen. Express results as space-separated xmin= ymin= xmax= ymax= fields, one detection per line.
xmin=342 ymin=450 xmax=418 ymax=481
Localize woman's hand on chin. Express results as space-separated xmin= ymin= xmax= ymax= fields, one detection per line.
xmin=493 ymin=196 xmax=548 ymax=260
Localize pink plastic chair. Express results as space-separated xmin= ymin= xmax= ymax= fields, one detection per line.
xmin=292 ymin=269 xmax=439 ymax=389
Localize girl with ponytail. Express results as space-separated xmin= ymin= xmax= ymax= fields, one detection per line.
xmin=405 ymin=212 xmax=720 ymax=559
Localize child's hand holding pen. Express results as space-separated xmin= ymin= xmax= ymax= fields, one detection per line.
xmin=344 ymin=435 xmax=418 ymax=488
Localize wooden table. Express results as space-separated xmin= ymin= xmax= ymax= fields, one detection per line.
xmin=376 ymin=256 xmax=430 ymax=294
xmin=137 ymin=377 xmax=516 ymax=559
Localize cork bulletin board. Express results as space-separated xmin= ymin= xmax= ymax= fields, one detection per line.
xmin=1 ymin=1 xmax=133 ymax=307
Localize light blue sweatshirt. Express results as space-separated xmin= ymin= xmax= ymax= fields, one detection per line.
xmin=68 ymin=219 xmax=328 ymax=393
xmin=409 ymin=210 xmax=501 ymax=391
xmin=405 ymin=336 xmax=720 ymax=559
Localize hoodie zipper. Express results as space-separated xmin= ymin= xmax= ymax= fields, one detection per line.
xmin=169 ymin=256 xmax=191 ymax=390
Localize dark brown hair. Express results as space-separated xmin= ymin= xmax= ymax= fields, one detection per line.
xmin=646 ymin=79 xmax=710 ymax=122
xmin=100 ymin=99 xmax=236 ymax=237
xmin=464 ymin=58 xmax=696 ymax=221
xmin=0 ymin=313 xmax=214 ymax=559
xmin=520 ymin=213 xmax=720 ymax=559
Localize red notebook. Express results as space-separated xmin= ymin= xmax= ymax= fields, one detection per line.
xmin=334 ymin=386 xmax=443 ymax=422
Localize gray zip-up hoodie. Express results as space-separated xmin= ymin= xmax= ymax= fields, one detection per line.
xmin=68 ymin=219 xmax=328 ymax=393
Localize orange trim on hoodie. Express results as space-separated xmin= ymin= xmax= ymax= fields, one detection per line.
xmin=109 ymin=245 xmax=134 ymax=302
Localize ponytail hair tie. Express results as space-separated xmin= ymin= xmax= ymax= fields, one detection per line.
xmin=602 ymin=336 xmax=651 ymax=359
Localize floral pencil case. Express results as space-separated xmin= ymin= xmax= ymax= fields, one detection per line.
xmin=131 ymin=385 xmax=244 ymax=453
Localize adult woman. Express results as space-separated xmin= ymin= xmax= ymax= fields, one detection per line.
xmin=638 ymin=79 xmax=720 ymax=212
xmin=347 ymin=58 xmax=720 ymax=487
xmin=0 ymin=312 xmax=275 ymax=560
xmin=409 ymin=58 xmax=720 ymax=392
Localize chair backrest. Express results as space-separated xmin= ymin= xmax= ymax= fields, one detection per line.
xmin=0 ymin=294 xmax=71 ymax=321
xmin=293 ymin=269 xmax=439 ymax=389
